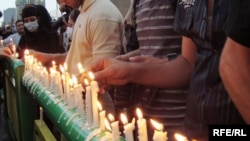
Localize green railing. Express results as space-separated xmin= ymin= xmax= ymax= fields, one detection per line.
xmin=1 ymin=58 xmax=125 ymax=141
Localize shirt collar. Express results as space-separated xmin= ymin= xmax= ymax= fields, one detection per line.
xmin=81 ymin=0 xmax=96 ymax=12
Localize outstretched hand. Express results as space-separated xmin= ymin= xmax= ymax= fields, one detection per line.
xmin=0 ymin=47 xmax=12 ymax=58
xmin=129 ymin=56 xmax=168 ymax=63
xmin=85 ymin=58 xmax=133 ymax=88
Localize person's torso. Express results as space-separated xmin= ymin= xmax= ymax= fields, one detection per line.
xmin=174 ymin=0 xmax=245 ymax=140
xmin=65 ymin=0 xmax=123 ymax=76
xmin=135 ymin=0 xmax=182 ymax=57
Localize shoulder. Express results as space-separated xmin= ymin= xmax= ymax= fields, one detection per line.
xmin=88 ymin=0 xmax=123 ymax=22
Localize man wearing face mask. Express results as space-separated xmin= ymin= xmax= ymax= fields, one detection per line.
xmin=18 ymin=4 xmax=65 ymax=61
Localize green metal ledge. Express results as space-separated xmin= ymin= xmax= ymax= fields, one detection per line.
xmin=22 ymin=67 xmax=125 ymax=141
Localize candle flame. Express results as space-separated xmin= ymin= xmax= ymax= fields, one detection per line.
xmin=97 ymin=101 xmax=103 ymax=111
xmin=77 ymin=63 xmax=85 ymax=73
xmin=136 ymin=108 xmax=143 ymax=119
xmin=52 ymin=60 xmax=56 ymax=66
xmin=72 ymin=75 xmax=78 ymax=85
xmin=24 ymin=49 xmax=29 ymax=55
xmin=84 ymin=78 xmax=89 ymax=86
xmin=64 ymin=63 xmax=68 ymax=71
xmin=174 ymin=133 xmax=188 ymax=141
xmin=104 ymin=118 xmax=111 ymax=131
xmin=88 ymin=71 xmax=95 ymax=80
xmin=150 ymin=119 xmax=163 ymax=131
xmin=108 ymin=114 xmax=115 ymax=122
xmin=121 ymin=113 xmax=128 ymax=125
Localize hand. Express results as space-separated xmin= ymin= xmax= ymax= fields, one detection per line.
xmin=115 ymin=53 xmax=131 ymax=61
xmin=0 ymin=47 xmax=12 ymax=58
xmin=86 ymin=58 xmax=132 ymax=87
xmin=129 ymin=56 xmax=168 ymax=63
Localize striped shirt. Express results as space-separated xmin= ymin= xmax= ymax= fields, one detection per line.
xmin=174 ymin=0 xmax=245 ymax=140
xmin=135 ymin=0 xmax=186 ymax=140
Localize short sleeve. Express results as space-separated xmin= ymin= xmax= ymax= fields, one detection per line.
xmin=224 ymin=1 xmax=250 ymax=48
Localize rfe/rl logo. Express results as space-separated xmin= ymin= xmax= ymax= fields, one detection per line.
xmin=213 ymin=129 xmax=247 ymax=136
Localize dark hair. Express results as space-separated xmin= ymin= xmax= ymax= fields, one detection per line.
xmin=15 ymin=19 xmax=23 ymax=25
xmin=69 ymin=9 xmax=80 ymax=23
xmin=22 ymin=4 xmax=52 ymax=33
xmin=35 ymin=4 xmax=52 ymax=28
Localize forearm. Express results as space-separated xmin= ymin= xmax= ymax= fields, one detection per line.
xmin=31 ymin=51 xmax=67 ymax=66
xmin=129 ymin=55 xmax=193 ymax=89
xmin=220 ymin=37 xmax=250 ymax=123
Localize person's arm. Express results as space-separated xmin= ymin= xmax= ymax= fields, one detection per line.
xmin=88 ymin=36 xmax=196 ymax=89
xmin=219 ymin=37 xmax=250 ymax=123
xmin=0 ymin=47 xmax=12 ymax=58
xmin=129 ymin=36 xmax=196 ymax=88
xmin=30 ymin=50 xmax=67 ymax=66
xmin=115 ymin=49 xmax=140 ymax=61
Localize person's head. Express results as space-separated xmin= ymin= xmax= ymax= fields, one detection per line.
xmin=21 ymin=4 xmax=52 ymax=33
xmin=5 ymin=25 xmax=12 ymax=33
xmin=15 ymin=19 xmax=24 ymax=35
xmin=68 ymin=9 xmax=80 ymax=27
xmin=57 ymin=0 xmax=83 ymax=9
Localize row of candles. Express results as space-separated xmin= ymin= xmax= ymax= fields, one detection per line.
xmin=23 ymin=49 xmax=189 ymax=141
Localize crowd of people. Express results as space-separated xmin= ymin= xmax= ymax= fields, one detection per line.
xmin=0 ymin=0 xmax=249 ymax=141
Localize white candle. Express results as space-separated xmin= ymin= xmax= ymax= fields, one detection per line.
xmin=136 ymin=108 xmax=148 ymax=141
xmin=108 ymin=114 xmax=120 ymax=141
xmin=97 ymin=101 xmax=106 ymax=131
xmin=150 ymin=119 xmax=167 ymax=141
xmin=89 ymin=71 xmax=99 ymax=126
xmin=55 ymin=69 xmax=63 ymax=96
xmin=121 ymin=113 xmax=135 ymax=141
xmin=40 ymin=107 xmax=43 ymax=124
xmin=24 ymin=49 xmax=30 ymax=71
xmin=69 ymin=78 xmax=75 ymax=108
xmin=63 ymin=63 xmax=71 ymax=95
xmin=84 ymin=79 xmax=92 ymax=123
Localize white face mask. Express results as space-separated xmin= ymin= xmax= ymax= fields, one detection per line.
xmin=24 ymin=20 xmax=39 ymax=32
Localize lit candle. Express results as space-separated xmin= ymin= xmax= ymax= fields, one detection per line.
xmin=0 ymin=39 xmax=3 ymax=47
xmin=88 ymin=71 xmax=99 ymax=126
xmin=121 ymin=113 xmax=135 ymax=141
xmin=174 ymin=133 xmax=188 ymax=141
xmin=108 ymin=114 xmax=120 ymax=141
xmin=43 ymin=67 xmax=49 ymax=88
xmin=84 ymin=79 xmax=92 ymax=123
xmin=40 ymin=107 xmax=43 ymax=124
xmin=12 ymin=44 xmax=16 ymax=57
xmin=77 ymin=62 xmax=85 ymax=74
xmin=97 ymin=101 xmax=106 ymax=131
xmin=150 ymin=119 xmax=167 ymax=141
xmin=24 ymin=49 xmax=30 ymax=70
xmin=105 ymin=118 xmax=112 ymax=131
xmin=63 ymin=63 xmax=70 ymax=91
xmin=136 ymin=108 xmax=148 ymax=141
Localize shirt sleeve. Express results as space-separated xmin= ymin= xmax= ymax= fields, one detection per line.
xmin=224 ymin=1 xmax=250 ymax=48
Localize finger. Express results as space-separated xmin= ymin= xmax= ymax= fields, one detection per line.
xmin=129 ymin=56 xmax=151 ymax=62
